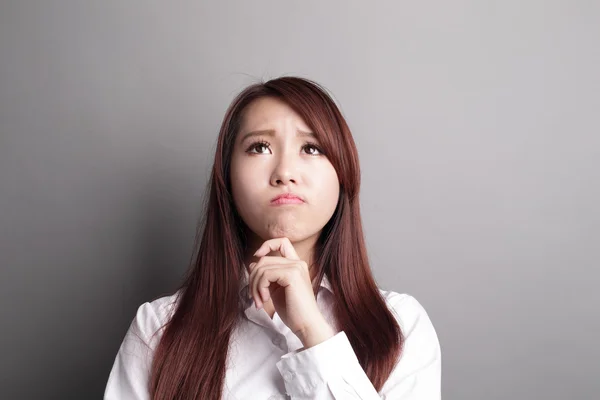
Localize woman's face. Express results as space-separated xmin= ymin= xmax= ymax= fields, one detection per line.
xmin=230 ymin=96 xmax=340 ymax=246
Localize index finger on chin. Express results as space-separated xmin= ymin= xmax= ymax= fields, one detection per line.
xmin=253 ymin=237 xmax=300 ymax=260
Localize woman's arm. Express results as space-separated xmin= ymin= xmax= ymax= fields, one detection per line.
xmin=276 ymin=294 xmax=442 ymax=399
xmin=103 ymin=302 xmax=159 ymax=400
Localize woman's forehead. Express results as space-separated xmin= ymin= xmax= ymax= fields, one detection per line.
xmin=239 ymin=98 xmax=313 ymax=137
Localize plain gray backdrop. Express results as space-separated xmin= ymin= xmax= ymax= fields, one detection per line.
xmin=1 ymin=1 xmax=598 ymax=399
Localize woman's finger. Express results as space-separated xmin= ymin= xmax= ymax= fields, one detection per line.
xmin=249 ymin=256 xmax=297 ymax=271
xmin=247 ymin=256 xmax=297 ymax=298
xmin=253 ymin=237 xmax=300 ymax=260
xmin=256 ymin=267 xmax=295 ymax=307
xmin=249 ymin=263 xmax=282 ymax=309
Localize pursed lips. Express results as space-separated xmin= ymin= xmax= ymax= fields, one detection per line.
xmin=270 ymin=193 xmax=305 ymax=205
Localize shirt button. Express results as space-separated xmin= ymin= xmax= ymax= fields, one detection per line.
xmin=272 ymin=336 xmax=282 ymax=346
xmin=283 ymin=371 xmax=294 ymax=382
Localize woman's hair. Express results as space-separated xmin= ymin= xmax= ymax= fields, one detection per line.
xmin=148 ymin=76 xmax=404 ymax=399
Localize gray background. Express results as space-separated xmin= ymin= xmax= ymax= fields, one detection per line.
xmin=1 ymin=1 xmax=598 ymax=399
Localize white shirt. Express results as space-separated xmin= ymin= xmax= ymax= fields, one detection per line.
xmin=104 ymin=274 xmax=441 ymax=399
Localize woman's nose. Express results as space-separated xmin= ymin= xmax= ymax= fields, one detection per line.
xmin=271 ymin=153 xmax=299 ymax=185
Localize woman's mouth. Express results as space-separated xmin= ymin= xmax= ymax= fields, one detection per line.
xmin=270 ymin=193 xmax=305 ymax=205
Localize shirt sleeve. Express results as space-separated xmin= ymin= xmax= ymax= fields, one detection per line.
xmin=103 ymin=302 xmax=161 ymax=400
xmin=275 ymin=294 xmax=442 ymax=399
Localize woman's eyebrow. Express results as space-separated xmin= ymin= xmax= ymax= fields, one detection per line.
xmin=239 ymin=129 xmax=316 ymax=144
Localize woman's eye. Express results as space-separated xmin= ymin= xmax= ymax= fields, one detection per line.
xmin=303 ymin=144 xmax=322 ymax=155
xmin=247 ymin=141 xmax=270 ymax=154
xmin=246 ymin=141 xmax=323 ymax=155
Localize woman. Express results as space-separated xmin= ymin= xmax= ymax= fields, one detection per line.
xmin=104 ymin=76 xmax=441 ymax=399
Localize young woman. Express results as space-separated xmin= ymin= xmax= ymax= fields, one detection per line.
xmin=104 ymin=76 xmax=441 ymax=399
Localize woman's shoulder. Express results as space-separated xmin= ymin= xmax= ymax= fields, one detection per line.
xmin=146 ymin=289 xmax=182 ymax=318
xmin=377 ymin=288 xmax=438 ymax=334
xmin=128 ymin=290 xmax=182 ymax=345
xmin=377 ymin=287 xmax=420 ymax=310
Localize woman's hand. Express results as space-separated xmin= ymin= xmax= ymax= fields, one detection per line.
xmin=248 ymin=237 xmax=335 ymax=348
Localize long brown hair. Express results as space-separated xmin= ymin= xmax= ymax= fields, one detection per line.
xmin=149 ymin=76 xmax=404 ymax=399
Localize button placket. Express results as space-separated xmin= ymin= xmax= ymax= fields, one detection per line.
xmin=268 ymin=394 xmax=288 ymax=400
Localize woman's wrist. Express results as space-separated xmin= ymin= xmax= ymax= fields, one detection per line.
xmin=296 ymin=317 xmax=335 ymax=348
